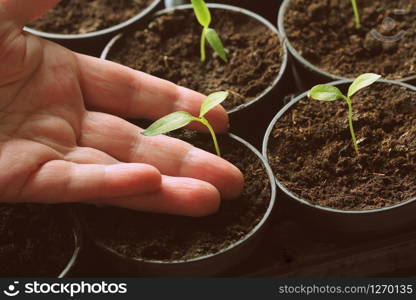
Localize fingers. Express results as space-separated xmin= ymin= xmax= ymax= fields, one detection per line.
xmin=80 ymin=112 xmax=244 ymax=200
xmin=104 ymin=175 xmax=221 ymax=217
xmin=19 ymin=157 xmax=221 ymax=217
xmin=17 ymin=150 xmax=221 ymax=217
xmin=0 ymin=0 xmax=60 ymax=26
xmin=19 ymin=160 xmax=162 ymax=203
xmin=76 ymin=54 xmax=229 ymax=133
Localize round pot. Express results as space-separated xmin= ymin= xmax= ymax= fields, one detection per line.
xmin=24 ymin=0 xmax=163 ymax=56
xmin=59 ymin=210 xmax=83 ymax=278
xmin=101 ymin=4 xmax=289 ymax=147
xmin=0 ymin=205 xmax=82 ymax=277
xmin=278 ymin=0 xmax=416 ymax=91
xmin=262 ymin=79 xmax=416 ymax=236
xmin=164 ymin=0 xmax=283 ymax=23
xmin=83 ymin=133 xmax=276 ymax=277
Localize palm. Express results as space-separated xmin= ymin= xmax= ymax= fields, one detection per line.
xmin=0 ymin=1 xmax=243 ymax=217
xmin=1 ymin=40 xmax=90 ymax=202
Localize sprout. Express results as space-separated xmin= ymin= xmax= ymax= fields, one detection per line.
xmin=191 ymin=0 xmax=227 ymax=62
xmin=350 ymin=0 xmax=361 ymax=29
xmin=141 ymin=91 xmax=229 ymax=156
xmin=308 ymin=73 xmax=381 ymax=155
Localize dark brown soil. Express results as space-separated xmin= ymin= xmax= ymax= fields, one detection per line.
xmin=108 ymin=8 xmax=282 ymax=111
xmin=29 ymin=0 xmax=154 ymax=34
xmin=268 ymin=82 xmax=416 ymax=210
xmin=0 ymin=204 xmax=75 ymax=277
xmin=83 ymin=131 xmax=271 ymax=261
xmin=284 ymin=0 xmax=416 ymax=79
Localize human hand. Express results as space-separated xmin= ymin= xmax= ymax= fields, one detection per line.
xmin=0 ymin=0 xmax=243 ymax=217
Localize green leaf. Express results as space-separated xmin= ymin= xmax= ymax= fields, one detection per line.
xmin=205 ymin=28 xmax=228 ymax=62
xmin=199 ymin=91 xmax=229 ymax=117
xmin=348 ymin=73 xmax=381 ymax=98
xmin=191 ymin=0 xmax=211 ymax=28
xmin=308 ymin=85 xmax=344 ymax=101
xmin=141 ymin=111 xmax=196 ymax=136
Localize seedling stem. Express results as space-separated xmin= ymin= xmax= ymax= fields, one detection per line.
xmin=200 ymin=116 xmax=221 ymax=156
xmin=201 ymin=27 xmax=207 ymax=61
xmin=344 ymin=95 xmax=359 ymax=154
xmin=350 ymin=0 xmax=361 ymax=29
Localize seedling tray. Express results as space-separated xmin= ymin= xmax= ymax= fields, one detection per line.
xmin=71 ymin=73 xmax=416 ymax=277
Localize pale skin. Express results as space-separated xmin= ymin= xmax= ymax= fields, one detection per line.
xmin=0 ymin=0 xmax=244 ymax=217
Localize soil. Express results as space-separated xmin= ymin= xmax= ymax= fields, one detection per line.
xmin=267 ymin=82 xmax=416 ymax=210
xmin=29 ymin=0 xmax=155 ymax=34
xmin=0 ymin=204 xmax=75 ymax=277
xmin=83 ymin=131 xmax=271 ymax=261
xmin=108 ymin=8 xmax=282 ymax=111
xmin=284 ymin=0 xmax=416 ymax=80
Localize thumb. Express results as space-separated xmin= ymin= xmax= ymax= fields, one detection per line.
xmin=0 ymin=0 xmax=61 ymax=85
xmin=0 ymin=0 xmax=60 ymax=26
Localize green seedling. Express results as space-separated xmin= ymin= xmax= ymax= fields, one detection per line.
xmin=308 ymin=73 xmax=381 ymax=155
xmin=350 ymin=0 xmax=361 ymax=29
xmin=141 ymin=91 xmax=229 ymax=156
xmin=191 ymin=0 xmax=227 ymax=62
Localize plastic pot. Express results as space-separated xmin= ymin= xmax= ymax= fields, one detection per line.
xmin=0 ymin=205 xmax=82 ymax=278
xmin=101 ymin=4 xmax=289 ymax=147
xmin=262 ymin=79 xmax=416 ymax=236
xmin=278 ymin=0 xmax=416 ymax=91
xmin=24 ymin=0 xmax=163 ymax=56
xmin=58 ymin=209 xmax=83 ymax=278
xmin=84 ymin=133 xmax=276 ymax=277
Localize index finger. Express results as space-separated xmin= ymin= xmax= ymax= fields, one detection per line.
xmin=76 ymin=54 xmax=230 ymax=133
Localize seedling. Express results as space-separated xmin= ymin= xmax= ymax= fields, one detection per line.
xmin=141 ymin=91 xmax=229 ymax=156
xmin=308 ymin=73 xmax=381 ymax=155
xmin=350 ymin=0 xmax=361 ymax=29
xmin=191 ymin=0 xmax=227 ymax=62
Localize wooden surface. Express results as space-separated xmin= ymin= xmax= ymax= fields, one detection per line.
xmin=227 ymin=211 xmax=416 ymax=277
